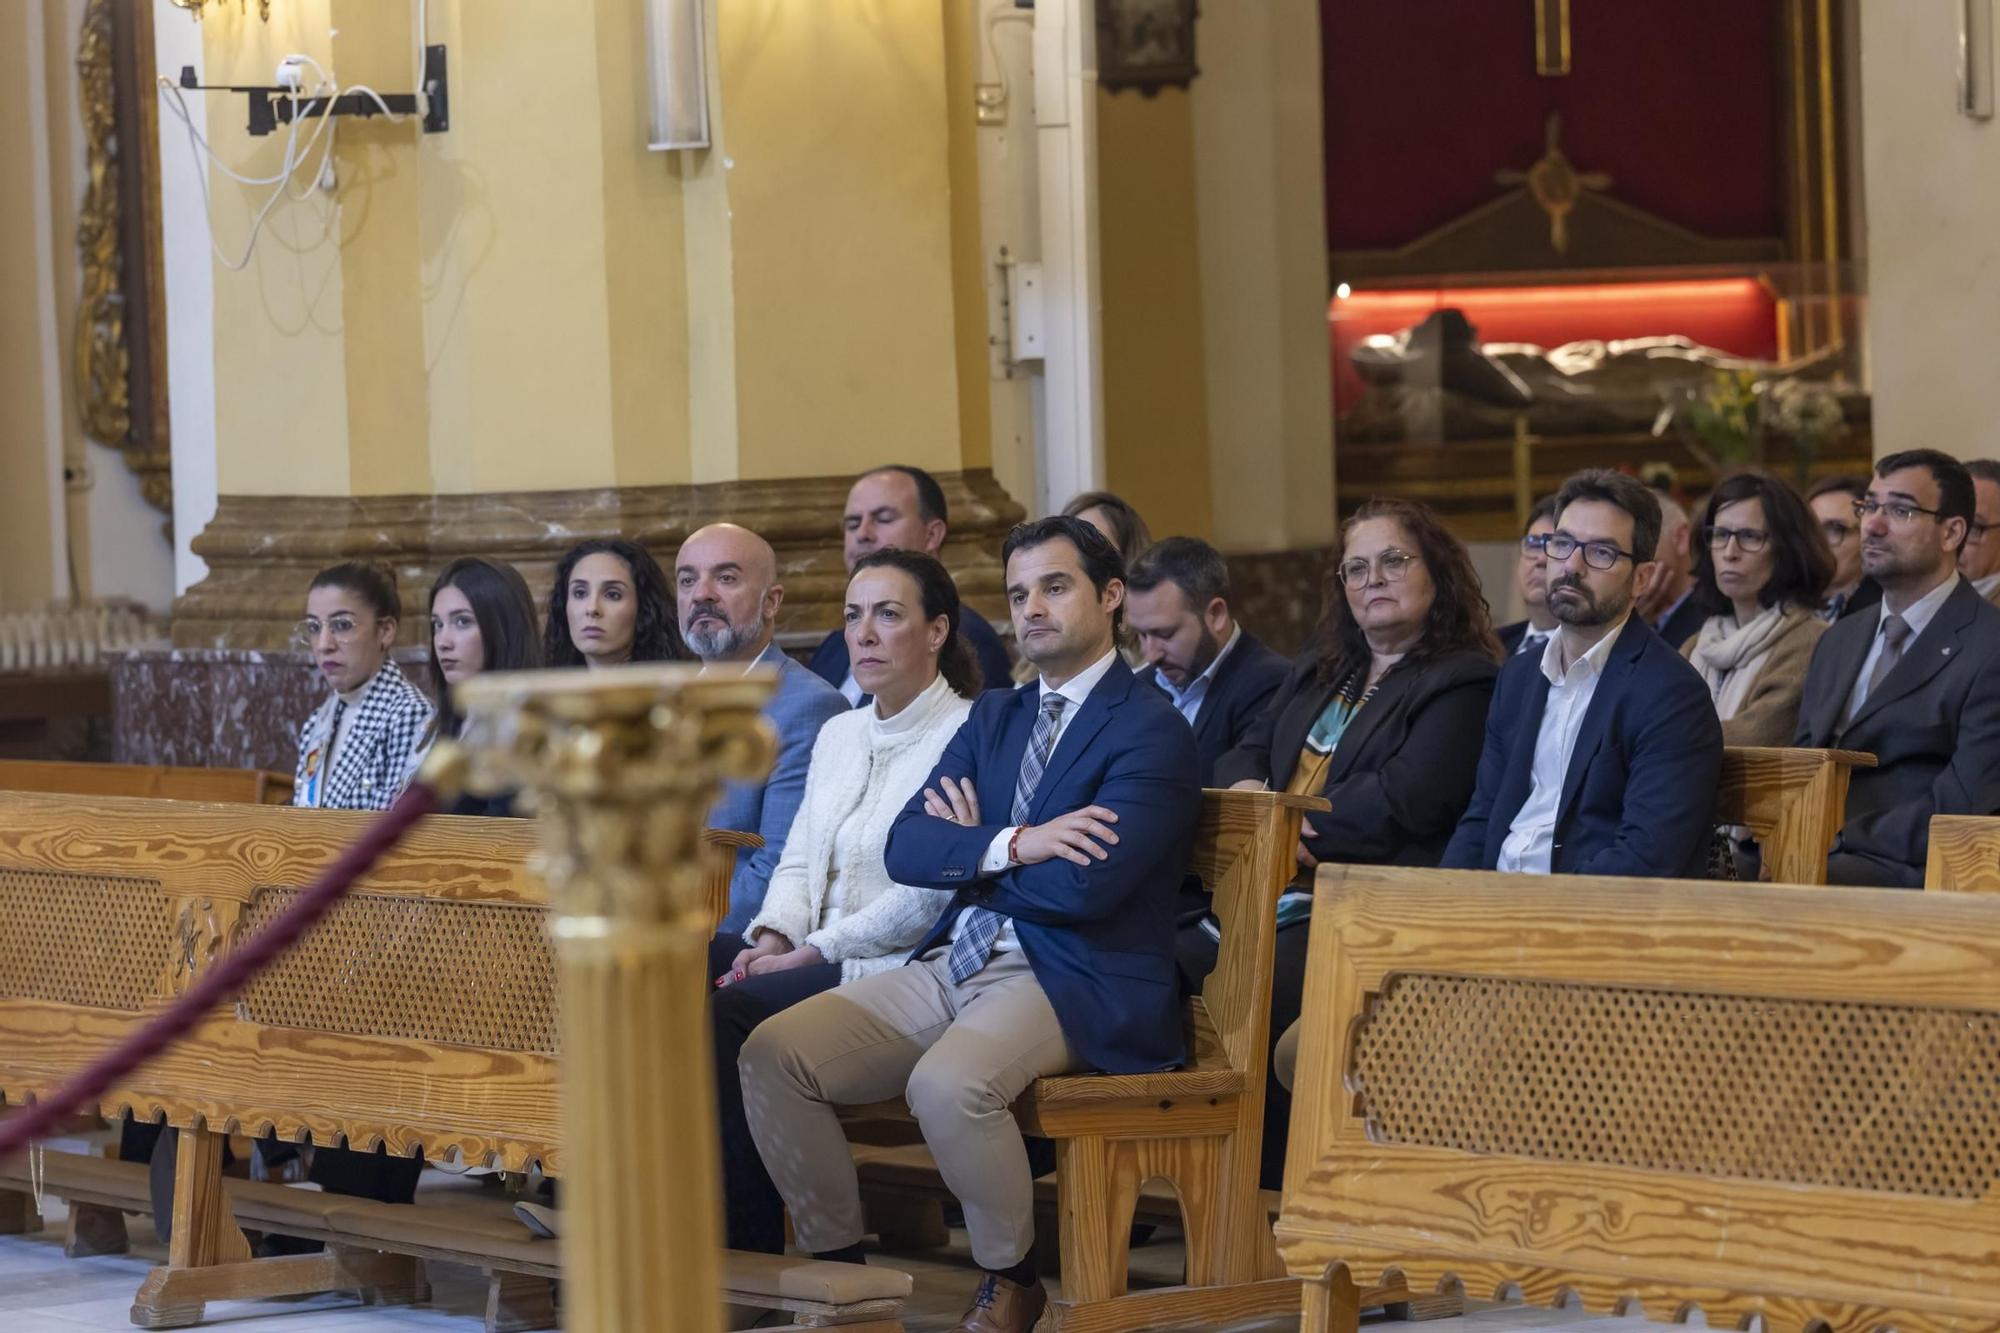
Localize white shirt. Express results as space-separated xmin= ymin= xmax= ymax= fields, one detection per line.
xmin=955 ymin=646 xmax=1121 ymax=954
xmin=838 ymin=672 xmax=866 ymax=707
xmin=1496 ymin=616 xmax=1629 ymax=874
xmin=1151 ymin=624 xmax=1241 ymax=725
xmin=1976 ymin=572 xmax=2000 ymax=602
xmin=1845 ymin=572 xmax=1959 ymax=722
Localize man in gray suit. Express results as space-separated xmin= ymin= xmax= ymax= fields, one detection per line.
xmin=1793 ymin=449 xmax=2000 ymax=887
xmin=679 ymin=523 xmax=847 ymax=932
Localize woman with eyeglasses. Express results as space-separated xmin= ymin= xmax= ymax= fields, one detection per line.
xmin=292 ymin=561 xmax=436 ymax=811
xmin=1683 ymin=472 xmax=1833 ymax=747
xmin=1199 ymin=497 xmax=1500 ymax=1188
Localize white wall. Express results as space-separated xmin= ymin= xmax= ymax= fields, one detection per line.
xmin=154 ymin=0 xmax=219 ymax=594
xmin=1860 ymin=0 xmax=2000 ymax=460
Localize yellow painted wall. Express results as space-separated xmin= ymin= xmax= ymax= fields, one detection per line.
xmin=193 ymin=0 xmax=980 ymax=501
xmin=1096 ymin=86 xmax=1213 ymax=541
xmin=715 ymin=0 xmax=966 ymax=482
xmin=0 ymin=9 xmax=61 ymax=613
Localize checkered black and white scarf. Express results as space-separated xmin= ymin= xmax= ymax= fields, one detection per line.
xmin=293 ymin=660 xmax=436 ymax=811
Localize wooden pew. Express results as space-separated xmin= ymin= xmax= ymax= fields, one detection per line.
xmin=1713 ymin=746 xmax=1874 ymax=883
xmin=848 ymin=788 xmax=1342 ymax=1333
xmin=1925 ymin=814 xmax=2000 ymax=891
xmin=1276 ymin=863 xmax=2000 ymax=1333
xmin=0 ymin=757 xmax=294 ymax=804
xmin=0 ymin=793 xmax=884 ymax=1332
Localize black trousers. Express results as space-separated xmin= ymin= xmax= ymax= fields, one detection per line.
xmin=118 ymin=1119 xmax=423 ymax=1248
xmin=1174 ymin=919 xmax=1311 ymax=1192
xmin=707 ymin=934 xmax=843 ymax=1253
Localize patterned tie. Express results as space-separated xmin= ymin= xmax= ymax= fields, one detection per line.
xmin=947 ymin=693 xmax=1068 ymax=984
xmin=1860 ymin=613 xmax=1912 ymax=705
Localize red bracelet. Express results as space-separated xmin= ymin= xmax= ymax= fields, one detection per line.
xmin=1007 ymin=826 xmax=1025 ymax=866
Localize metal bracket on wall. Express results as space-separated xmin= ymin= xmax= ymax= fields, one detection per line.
xmin=178 ymin=44 xmax=450 ymax=137
xmin=991 ymin=248 xmax=1045 ymax=379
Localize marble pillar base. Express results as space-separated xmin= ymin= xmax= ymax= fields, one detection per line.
xmin=175 ymin=471 xmax=1025 ymax=651
xmin=111 ymin=648 xmax=437 ymax=772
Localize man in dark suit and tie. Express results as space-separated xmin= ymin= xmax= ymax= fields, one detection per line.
xmin=1443 ymin=469 xmax=1723 ymax=878
xmin=808 ymin=465 xmax=1014 ymax=701
xmin=1496 ymin=495 xmax=1559 ymax=657
xmin=739 ymin=516 xmax=1200 ymax=1333
xmin=1793 ymin=449 xmax=2000 ymax=887
xmin=1124 ymin=537 xmax=1287 ymax=784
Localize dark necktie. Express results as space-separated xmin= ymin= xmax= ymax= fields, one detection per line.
xmin=1860 ymin=614 xmax=1912 ymax=705
xmin=1519 ymin=630 xmax=1550 ymax=657
xmin=946 ymin=694 xmax=1067 ymax=983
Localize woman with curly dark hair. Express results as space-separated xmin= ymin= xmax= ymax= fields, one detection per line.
xmin=544 ymin=537 xmax=687 ymax=668
xmin=1197 ymin=497 xmax=1500 ymax=1189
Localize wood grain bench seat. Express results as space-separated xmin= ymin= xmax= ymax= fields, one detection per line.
xmin=0 ymin=1148 xmax=912 ymax=1331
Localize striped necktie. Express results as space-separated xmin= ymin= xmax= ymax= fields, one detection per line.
xmin=947 ymin=693 xmax=1067 ymax=984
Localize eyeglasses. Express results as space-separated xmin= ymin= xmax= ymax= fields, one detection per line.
xmin=1703 ymin=525 xmax=1770 ymax=554
xmin=1852 ymin=498 xmax=1944 ymax=525
xmin=291 ymin=614 xmax=376 ymax=651
xmin=1819 ymin=519 xmax=1855 ymax=546
xmin=1519 ymin=533 xmax=1550 ymax=558
xmin=1542 ymin=532 xmax=1636 ymax=571
xmin=1337 ymin=549 xmax=1419 ymax=589
xmin=1969 ymin=518 xmax=1999 ymax=546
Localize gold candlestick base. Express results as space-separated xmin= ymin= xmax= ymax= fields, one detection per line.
xmin=448 ymin=664 xmax=776 ymax=1333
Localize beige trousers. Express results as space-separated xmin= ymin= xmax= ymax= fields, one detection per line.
xmin=737 ymin=947 xmax=1078 ymax=1269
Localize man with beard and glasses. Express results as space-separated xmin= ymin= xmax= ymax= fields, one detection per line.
xmin=1443 ymin=468 xmax=1722 ymax=878
xmin=1793 ymin=449 xmax=2000 ymax=886
xmin=1124 ymin=537 xmax=1287 ymax=784
xmin=678 ymin=523 xmax=847 ymax=932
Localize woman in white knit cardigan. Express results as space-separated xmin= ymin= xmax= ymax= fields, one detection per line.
xmin=710 ymin=548 xmax=984 ymax=1253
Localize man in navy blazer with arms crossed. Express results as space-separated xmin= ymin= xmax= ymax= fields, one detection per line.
xmin=740 ymin=516 xmax=1200 ymax=1333
xmin=1443 ymin=469 xmax=1723 ymax=878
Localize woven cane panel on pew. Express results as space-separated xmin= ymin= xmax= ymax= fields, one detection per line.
xmin=0 ymin=868 xmax=166 ymax=1010
xmin=1350 ymin=972 xmax=2000 ymax=1200
xmin=236 ymin=888 xmax=558 ymax=1052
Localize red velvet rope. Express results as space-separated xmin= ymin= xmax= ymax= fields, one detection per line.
xmin=0 ymin=781 xmax=442 ymax=1159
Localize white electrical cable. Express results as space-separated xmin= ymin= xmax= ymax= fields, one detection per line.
xmin=155 ymin=0 xmax=433 ymax=268
xmin=978 ymin=8 xmax=1034 ymax=118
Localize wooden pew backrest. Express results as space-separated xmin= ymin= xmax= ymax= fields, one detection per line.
xmin=1276 ymin=863 xmax=2000 ymax=1333
xmin=0 ymin=792 xmax=557 ymax=1172
xmin=1713 ymin=746 xmax=1874 ymax=883
xmin=1925 ymin=814 xmax=2000 ymax=891
xmin=0 ymin=758 xmax=294 ymax=805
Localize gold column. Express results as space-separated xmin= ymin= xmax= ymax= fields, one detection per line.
xmin=448 ymin=665 xmax=776 ymax=1333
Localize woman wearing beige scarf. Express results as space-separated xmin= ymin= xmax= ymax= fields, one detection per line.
xmin=1681 ymin=472 xmax=1835 ymax=747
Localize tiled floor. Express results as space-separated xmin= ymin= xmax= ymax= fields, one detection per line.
xmin=0 ymin=1194 xmax=1212 ymax=1333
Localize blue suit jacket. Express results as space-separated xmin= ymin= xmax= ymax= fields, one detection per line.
xmin=711 ymin=643 xmax=849 ymax=934
xmin=884 ymin=657 xmax=1201 ymax=1074
xmin=811 ymin=604 xmax=1015 ymax=700
xmin=1441 ymin=615 xmax=1723 ymax=878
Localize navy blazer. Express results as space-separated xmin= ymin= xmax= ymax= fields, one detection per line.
xmin=1134 ymin=630 xmax=1288 ymax=785
xmin=1441 ymin=616 xmax=1723 ymax=878
xmin=884 ymin=657 xmax=1202 ymax=1074
xmin=1793 ymin=577 xmax=2000 ymax=886
xmin=811 ymin=604 xmax=1015 ymax=700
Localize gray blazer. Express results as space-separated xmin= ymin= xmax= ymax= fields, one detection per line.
xmin=1793 ymin=577 xmax=2000 ymax=886
xmin=709 ymin=643 xmax=849 ymax=934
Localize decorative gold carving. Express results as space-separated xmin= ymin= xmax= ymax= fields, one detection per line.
xmin=1532 ymin=0 xmax=1571 ymax=77
xmin=448 ymin=666 xmax=775 ymax=1333
xmin=76 ymin=0 xmax=173 ymax=519
xmin=1494 ymin=113 xmax=1611 ymax=255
